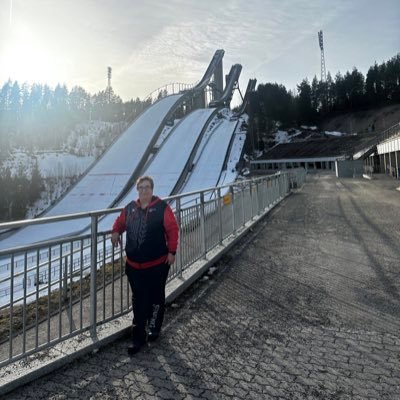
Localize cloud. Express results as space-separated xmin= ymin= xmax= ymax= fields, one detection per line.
xmin=1 ymin=0 xmax=399 ymax=100
xmin=115 ymin=0 xmax=351 ymax=98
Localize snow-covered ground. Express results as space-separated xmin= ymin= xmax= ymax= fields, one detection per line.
xmin=1 ymin=120 xmax=126 ymax=179
xmin=274 ymin=130 xmax=289 ymax=144
xmin=1 ymin=150 xmax=94 ymax=179
xmin=300 ymin=125 xmax=318 ymax=130
xmin=274 ymin=129 xmax=304 ymax=145
xmin=63 ymin=120 xmax=126 ymax=157
xmin=324 ymin=131 xmax=346 ymax=137
xmin=1 ymin=120 xmax=128 ymax=218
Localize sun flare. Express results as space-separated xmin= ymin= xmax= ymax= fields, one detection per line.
xmin=3 ymin=24 xmax=54 ymax=84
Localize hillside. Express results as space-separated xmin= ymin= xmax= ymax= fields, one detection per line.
xmin=320 ymin=104 xmax=400 ymax=135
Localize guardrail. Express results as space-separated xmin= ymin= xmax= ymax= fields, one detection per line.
xmin=0 ymin=170 xmax=306 ymax=368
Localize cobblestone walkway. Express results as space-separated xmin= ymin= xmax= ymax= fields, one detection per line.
xmin=4 ymin=174 xmax=400 ymax=399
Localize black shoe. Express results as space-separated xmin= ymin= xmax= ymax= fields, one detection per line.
xmin=128 ymin=340 xmax=144 ymax=355
xmin=147 ymin=331 xmax=159 ymax=342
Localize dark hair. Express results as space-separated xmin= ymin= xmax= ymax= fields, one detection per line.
xmin=136 ymin=175 xmax=154 ymax=190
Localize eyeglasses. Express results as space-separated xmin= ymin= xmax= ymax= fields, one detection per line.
xmin=137 ymin=185 xmax=152 ymax=191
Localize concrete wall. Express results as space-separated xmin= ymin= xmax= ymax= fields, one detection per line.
xmin=335 ymin=160 xmax=364 ymax=178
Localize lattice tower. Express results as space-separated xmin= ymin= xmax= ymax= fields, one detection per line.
xmin=318 ymin=30 xmax=326 ymax=83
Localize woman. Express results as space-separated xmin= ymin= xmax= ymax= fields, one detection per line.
xmin=111 ymin=176 xmax=178 ymax=355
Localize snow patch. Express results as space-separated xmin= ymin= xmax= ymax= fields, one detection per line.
xmin=275 ymin=130 xmax=289 ymax=144
xmin=324 ymin=131 xmax=346 ymax=137
xmin=300 ymin=125 xmax=318 ymax=130
xmin=2 ymin=150 xmax=94 ymax=179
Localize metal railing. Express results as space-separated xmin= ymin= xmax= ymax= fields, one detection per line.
xmin=354 ymin=122 xmax=400 ymax=159
xmin=0 ymin=169 xmax=306 ymax=367
xmin=143 ymin=82 xmax=196 ymax=104
xmin=379 ymin=122 xmax=400 ymax=143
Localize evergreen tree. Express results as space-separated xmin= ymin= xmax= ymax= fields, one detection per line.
xmin=350 ymin=68 xmax=365 ymax=109
xmin=9 ymin=81 xmax=21 ymax=130
xmin=366 ymin=63 xmax=380 ymax=107
xmin=310 ymin=76 xmax=320 ymax=112
xmin=384 ymin=54 xmax=400 ymax=102
xmin=29 ymin=160 xmax=43 ymax=204
xmin=0 ymin=167 xmax=12 ymax=220
xmin=69 ymin=86 xmax=90 ymax=122
xmin=296 ymin=79 xmax=316 ymax=124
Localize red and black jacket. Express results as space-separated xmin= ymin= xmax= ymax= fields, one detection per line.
xmin=112 ymin=196 xmax=178 ymax=269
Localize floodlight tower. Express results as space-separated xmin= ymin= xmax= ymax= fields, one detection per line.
xmin=318 ymin=30 xmax=326 ymax=83
xmin=107 ymin=66 xmax=112 ymax=103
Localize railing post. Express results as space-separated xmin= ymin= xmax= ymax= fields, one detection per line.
xmin=176 ymin=198 xmax=183 ymax=277
xmin=217 ymin=188 xmax=223 ymax=244
xmin=240 ymin=183 xmax=245 ymax=227
xmin=231 ymin=186 xmax=236 ymax=234
xmin=63 ymin=256 xmax=68 ymax=302
xmin=200 ymin=192 xmax=207 ymax=259
xmin=262 ymin=178 xmax=266 ymax=209
xmin=282 ymin=173 xmax=287 ymax=195
xmin=9 ymin=253 xmax=15 ymax=359
xmin=255 ymin=180 xmax=260 ymax=216
xmin=90 ymin=214 xmax=98 ymax=334
xmin=249 ymin=181 xmax=254 ymax=220
xmin=284 ymin=173 xmax=288 ymax=195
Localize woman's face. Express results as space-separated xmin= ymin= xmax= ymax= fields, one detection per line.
xmin=137 ymin=179 xmax=153 ymax=204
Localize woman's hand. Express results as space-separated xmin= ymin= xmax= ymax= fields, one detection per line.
xmin=111 ymin=232 xmax=121 ymax=247
xmin=166 ymin=253 xmax=176 ymax=265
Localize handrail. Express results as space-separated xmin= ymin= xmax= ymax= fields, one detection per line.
xmin=353 ymin=122 xmax=400 ymax=159
xmin=0 ymin=173 xmax=293 ymax=253
xmin=142 ymin=82 xmax=196 ymax=104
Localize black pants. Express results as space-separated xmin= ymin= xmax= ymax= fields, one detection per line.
xmin=125 ymin=262 xmax=170 ymax=343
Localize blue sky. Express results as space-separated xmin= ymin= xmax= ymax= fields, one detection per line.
xmin=0 ymin=0 xmax=399 ymax=102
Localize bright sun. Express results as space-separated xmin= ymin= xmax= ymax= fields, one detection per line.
xmin=3 ymin=23 xmax=54 ymax=84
